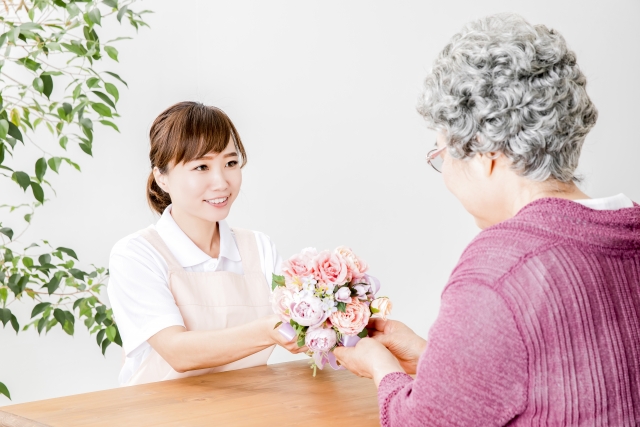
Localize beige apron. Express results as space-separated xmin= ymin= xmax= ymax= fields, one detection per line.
xmin=124 ymin=226 xmax=274 ymax=386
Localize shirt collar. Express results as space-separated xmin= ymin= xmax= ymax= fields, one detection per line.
xmin=155 ymin=205 xmax=241 ymax=267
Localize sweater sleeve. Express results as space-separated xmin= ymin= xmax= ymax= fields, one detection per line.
xmin=378 ymin=284 xmax=528 ymax=427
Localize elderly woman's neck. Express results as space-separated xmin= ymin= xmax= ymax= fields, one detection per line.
xmin=510 ymin=178 xmax=590 ymax=217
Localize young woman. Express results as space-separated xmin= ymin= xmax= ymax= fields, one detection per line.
xmin=107 ymin=101 xmax=303 ymax=386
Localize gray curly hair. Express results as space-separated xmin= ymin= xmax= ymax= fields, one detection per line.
xmin=418 ymin=13 xmax=598 ymax=182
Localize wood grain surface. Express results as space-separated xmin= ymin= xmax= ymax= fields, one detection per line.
xmin=0 ymin=360 xmax=380 ymax=426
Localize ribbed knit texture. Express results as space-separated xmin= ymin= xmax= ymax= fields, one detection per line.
xmin=378 ymin=198 xmax=640 ymax=427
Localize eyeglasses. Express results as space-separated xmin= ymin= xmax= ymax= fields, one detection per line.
xmin=426 ymin=145 xmax=446 ymax=173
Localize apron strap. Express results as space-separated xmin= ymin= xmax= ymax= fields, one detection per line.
xmin=231 ymin=228 xmax=263 ymax=275
xmin=138 ymin=227 xmax=183 ymax=271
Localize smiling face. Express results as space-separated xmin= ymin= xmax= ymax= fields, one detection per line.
xmin=153 ymin=139 xmax=242 ymax=224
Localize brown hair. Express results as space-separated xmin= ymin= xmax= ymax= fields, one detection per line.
xmin=146 ymin=102 xmax=247 ymax=214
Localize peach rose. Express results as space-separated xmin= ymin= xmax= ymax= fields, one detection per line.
xmin=311 ymin=250 xmax=348 ymax=288
xmin=329 ymin=297 xmax=370 ymax=336
xmin=282 ymin=248 xmax=317 ymax=286
xmin=270 ymin=285 xmax=294 ymax=322
xmin=335 ymin=246 xmax=368 ymax=281
xmin=370 ymin=297 xmax=392 ymax=320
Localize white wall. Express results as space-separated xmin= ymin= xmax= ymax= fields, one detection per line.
xmin=1 ymin=0 xmax=639 ymax=405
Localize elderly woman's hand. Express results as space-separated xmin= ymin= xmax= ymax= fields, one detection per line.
xmin=333 ymin=337 xmax=404 ymax=387
xmin=368 ymin=318 xmax=427 ymax=374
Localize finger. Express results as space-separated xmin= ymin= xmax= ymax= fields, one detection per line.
xmin=367 ymin=317 xmax=388 ymax=332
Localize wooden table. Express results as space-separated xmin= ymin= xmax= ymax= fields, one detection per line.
xmin=0 ymin=361 xmax=380 ymax=426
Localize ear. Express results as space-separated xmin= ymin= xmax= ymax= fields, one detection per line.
xmin=480 ymin=152 xmax=500 ymax=178
xmin=153 ymin=166 xmax=169 ymax=193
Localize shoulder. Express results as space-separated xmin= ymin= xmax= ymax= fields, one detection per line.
xmin=109 ymin=226 xmax=168 ymax=277
xmin=446 ymin=217 xmax=556 ymax=293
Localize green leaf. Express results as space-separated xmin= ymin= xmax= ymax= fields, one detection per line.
xmin=73 ymin=298 xmax=86 ymax=311
xmin=17 ymin=57 xmax=41 ymax=72
xmin=104 ymin=46 xmax=118 ymax=62
xmin=61 ymin=42 xmax=88 ymax=56
xmin=62 ymin=102 xmax=73 ymax=117
xmin=63 ymin=319 xmax=74 ymax=335
xmin=104 ymin=82 xmax=119 ymax=102
xmin=101 ymin=337 xmax=111 ymax=355
xmin=0 ymin=120 xmax=8 ymax=140
xmin=0 ymin=227 xmax=13 ymax=240
xmin=114 ymin=327 xmax=123 ymax=346
xmin=73 ymin=84 xmax=82 ymax=100
xmin=370 ymin=307 xmax=380 ymax=314
xmin=297 ymin=334 xmax=306 ymax=348
xmin=106 ymin=325 xmax=116 ymax=342
xmin=57 ymin=247 xmax=78 ymax=260
xmin=0 ymin=381 xmax=10 ymax=400
xmin=31 ymin=182 xmax=44 ymax=203
xmin=8 ymin=122 xmax=23 ymax=142
xmin=63 ymin=158 xmax=81 ymax=171
xmin=357 ymin=329 xmax=368 ymax=338
xmin=273 ymin=321 xmax=283 ymax=330
xmin=96 ymin=328 xmax=106 ymax=345
xmin=117 ymin=6 xmax=128 ymax=23
xmin=79 ymin=141 xmax=92 ymax=156
xmin=88 ymin=8 xmax=102 ymax=26
xmin=53 ymin=308 xmax=66 ymax=325
xmin=0 ymin=308 xmax=12 ymax=327
xmin=59 ymin=136 xmax=68 ymax=149
xmin=31 ymin=302 xmax=52 ymax=318
xmin=337 ymin=302 xmax=347 ymax=313
xmin=103 ymin=0 xmax=118 ymax=8
xmin=12 ymin=171 xmax=31 ymax=191
xmin=41 ymin=74 xmax=53 ymax=99
xmin=0 ymin=33 xmax=7 ymax=50
xmin=91 ymin=103 xmax=112 ymax=117
xmin=33 ymin=77 xmax=44 ymax=94
xmin=69 ymin=268 xmax=86 ymax=280
xmin=99 ymin=120 xmax=120 ymax=132
xmin=45 ymin=276 xmax=61 ymax=294
xmin=86 ymin=77 xmax=101 ymax=88
xmin=35 ymin=157 xmax=47 ymax=181
xmin=22 ymin=257 xmax=34 ymax=268
xmin=92 ymin=91 xmax=116 ymax=109
xmin=38 ymin=254 xmax=51 ymax=265
xmin=104 ymin=71 xmax=128 ymax=87
xmin=271 ymin=274 xmax=286 ymax=291
xmin=80 ymin=118 xmax=93 ymax=130
xmin=48 ymin=157 xmax=62 ymax=173
xmin=37 ymin=317 xmax=46 ymax=334
xmin=24 ymin=213 xmax=32 ymax=223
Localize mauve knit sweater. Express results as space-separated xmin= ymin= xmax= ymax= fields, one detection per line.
xmin=378 ymin=198 xmax=640 ymax=426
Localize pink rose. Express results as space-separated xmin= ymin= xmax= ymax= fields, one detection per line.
xmin=282 ymin=248 xmax=317 ymax=285
xmin=311 ymin=250 xmax=348 ymax=287
xmin=270 ymin=286 xmax=294 ymax=322
xmin=370 ymin=297 xmax=393 ymax=320
xmin=335 ymin=246 xmax=368 ymax=281
xmin=329 ymin=297 xmax=370 ymax=336
xmin=305 ymin=327 xmax=337 ymax=352
xmin=290 ymin=294 xmax=327 ymax=327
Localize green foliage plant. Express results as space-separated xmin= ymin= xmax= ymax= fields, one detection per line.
xmin=0 ymin=0 xmax=151 ymax=400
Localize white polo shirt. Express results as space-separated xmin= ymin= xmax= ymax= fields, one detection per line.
xmin=107 ymin=205 xmax=281 ymax=385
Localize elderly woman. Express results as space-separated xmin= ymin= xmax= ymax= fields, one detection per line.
xmin=334 ymin=13 xmax=640 ymax=426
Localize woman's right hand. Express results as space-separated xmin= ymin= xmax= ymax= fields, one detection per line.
xmin=264 ymin=315 xmax=308 ymax=354
xmin=368 ymin=318 xmax=426 ymax=374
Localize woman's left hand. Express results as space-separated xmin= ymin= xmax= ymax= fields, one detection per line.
xmin=333 ymin=337 xmax=405 ymax=387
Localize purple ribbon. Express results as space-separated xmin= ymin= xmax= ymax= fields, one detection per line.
xmin=365 ymin=274 xmax=381 ymax=295
xmin=341 ymin=334 xmax=361 ymax=347
xmin=277 ymin=322 xmax=296 ymax=342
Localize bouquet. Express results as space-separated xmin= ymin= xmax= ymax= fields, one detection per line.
xmin=270 ymin=246 xmax=392 ymax=375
